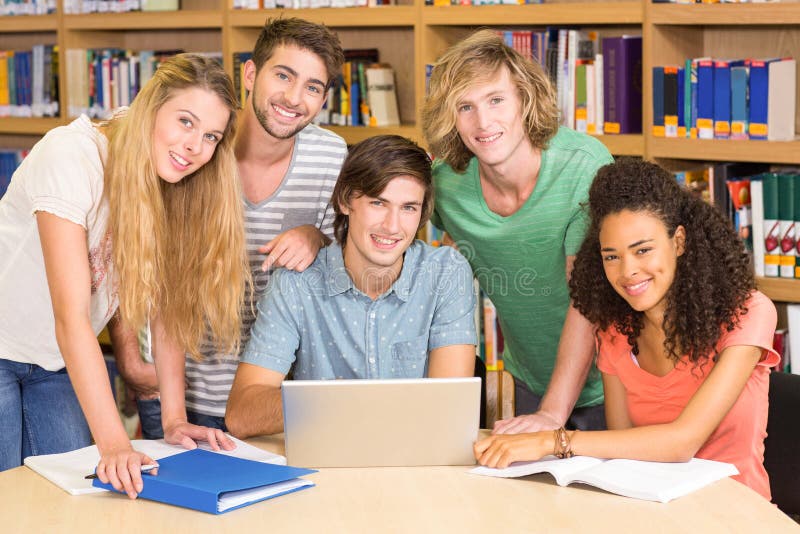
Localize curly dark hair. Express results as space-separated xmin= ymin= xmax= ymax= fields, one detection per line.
xmin=569 ymin=158 xmax=755 ymax=363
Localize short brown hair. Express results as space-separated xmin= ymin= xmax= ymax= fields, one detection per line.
xmin=252 ymin=17 xmax=345 ymax=88
xmin=332 ymin=135 xmax=433 ymax=244
xmin=422 ymin=29 xmax=559 ymax=173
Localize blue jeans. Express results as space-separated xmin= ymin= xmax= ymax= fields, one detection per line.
xmin=0 ymin=359 xmax=92 ymax=472
xmin=514 ymin=376 xmax=607 ymax=431
xmin=136 ymin=397 xmax=227 ymax=440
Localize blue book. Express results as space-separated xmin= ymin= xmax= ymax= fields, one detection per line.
xmin=749 ymin=59 xmax=770 ymax=140
xmin=93 ymin=448 xmax=316 ymax=514
xmin=730 ymin=65 xmax=749 ymax=140
xmin=677 ymin=66 xmax=685 ymax=137
xmin=713 ymin=60 xmax=731 ymax=139
xmin=696 ymin=59 xmax=714 ymax=140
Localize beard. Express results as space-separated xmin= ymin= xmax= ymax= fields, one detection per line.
xmin=252 ymin=85 xmax=311 ymax=140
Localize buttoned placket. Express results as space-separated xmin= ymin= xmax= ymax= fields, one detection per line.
xmin=365 ymin=298 xmax=381 ymax=378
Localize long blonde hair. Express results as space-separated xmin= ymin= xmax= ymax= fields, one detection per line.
xmin=104 ymin=53 xmax=248 ymax=359
xmin=422 ymin=30 xmax=560 ymax=173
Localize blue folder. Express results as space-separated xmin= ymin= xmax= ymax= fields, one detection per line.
xmin=92 ymin=448 xmax=316 ymax=514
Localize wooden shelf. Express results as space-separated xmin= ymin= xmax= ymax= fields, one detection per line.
xmin=423 ymin=3 xmax=642 ymax=26
xmin=649 ymin=3 xmax=800 ymax=26
xmin=0 ymin=14 xmax=58 ymax=32
xmin=0 ymin=117 xmax=65 ymax=135
xmin=228 ymin=7 xmax=417 ymax=28
xmin=63 ymin=11 xmax=223 ymax=30
xmin=756 ymin=277 xmax=800 ymax=303
xmin=593 ymin=134 xmax=643 ymax=156
xmin=324 ymin=124 xmax=422 ymax=145
xmin=648 ymin=137 xmax=800 ymax=165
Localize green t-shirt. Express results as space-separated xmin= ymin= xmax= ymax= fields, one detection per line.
xmin=431 ymin=127 xmax=613 ymax=408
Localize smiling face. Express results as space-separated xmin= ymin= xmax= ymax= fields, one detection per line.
xmin=454 ymin=66 xmax=533 ymax=171
xmin=341 ymin=175 xmax=425 ymax=287
xmin=599 ymin=209 xmax=686 ymax=320
xmin=152 ymin=87 xmax=229 ymax=184
xmin=246 ymin=44 xmax=329 ymax=140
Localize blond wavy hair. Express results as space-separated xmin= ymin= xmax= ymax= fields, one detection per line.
xmin=104 ymin=53 xmax=248 ymax=360
xmin=422 ymin=29 xmax=560 ymax=173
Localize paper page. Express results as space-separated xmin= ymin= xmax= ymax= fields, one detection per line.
xmin=571 ymin=458 xmax=739 ymax=503
xmin=24 ymin=435 xmax=286 ymax=495
xmin=218 ymin=478 xmax=314 ymax=512
xmin=469 ymin=455 xmax=603 ymax=486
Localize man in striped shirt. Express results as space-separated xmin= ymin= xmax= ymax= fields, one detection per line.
xmin=110 ymin=18 xmax=348 ymax=446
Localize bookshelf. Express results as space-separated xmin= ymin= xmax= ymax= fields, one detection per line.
xmin=0 ymin=1 xmax=798 ymax=301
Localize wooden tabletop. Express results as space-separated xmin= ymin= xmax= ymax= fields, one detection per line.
xmin=2 ymin=433 xmax=798 ymax=533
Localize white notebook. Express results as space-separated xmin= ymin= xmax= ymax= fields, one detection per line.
xmin=470 ymin=456 xmax=738 ymax=503
xmin=24 ymin=436 xmax=286 ymax=495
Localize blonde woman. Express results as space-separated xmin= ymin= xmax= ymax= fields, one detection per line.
xmin=0 ymin=54 xmax=248 ymax=499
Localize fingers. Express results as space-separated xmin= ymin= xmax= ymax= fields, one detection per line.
xmin=97 ymin=454 xmax=144 ymax=499
xmin=218 ymin=431 xmax=236 ymax=451
xmin=178 ymin=434 xmax=199 ymax=451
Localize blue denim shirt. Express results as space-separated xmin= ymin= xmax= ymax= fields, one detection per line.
xmin=241 ymin=240 xmax=477 ymax=379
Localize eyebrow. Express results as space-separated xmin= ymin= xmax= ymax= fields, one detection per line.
xmin=178 ymin=109 xmax=225 ymax=137
xmin=600 ymin=238 xmax=654 ymax=252
xmin=274 ymin=64 xmax=326 ymax=88
xmin=375 ymin=195 xmax=423 ymax=207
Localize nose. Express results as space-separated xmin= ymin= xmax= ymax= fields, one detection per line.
xmin=284 ymin=81 xmax=303 ymax=106
xmin=184 ymin=131 xmax=202 ymax=154
xmin=621 ymin=256 xmax=638 ymax=278
xmin=383 ymin=207 xmax=401 ymax=234
xmin=475 ymin=105 xmax=491 ymax=129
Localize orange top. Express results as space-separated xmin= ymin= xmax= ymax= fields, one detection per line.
xmin=597 ymin=291 xmax=779 ymax=500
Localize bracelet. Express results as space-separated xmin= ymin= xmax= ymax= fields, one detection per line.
xmin=553 ymin=427 xmax=577 ymax=459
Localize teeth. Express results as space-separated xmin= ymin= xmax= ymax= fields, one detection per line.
xmin=373 ymin=235 xmax=396 ymax=245
xmin=627 ymin=280 xmax=648 ymax=291
xmin=171 ymin=152 xmax=188 ymax=166
xmin=477 ymin=133 xmax=502 ymax=143
xmin=274 ymin=105 xmax=299 ymax=118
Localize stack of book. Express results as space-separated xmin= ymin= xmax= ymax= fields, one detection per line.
xmin=65 ymin=49 xmax=222 ymax=119
xmin=0 ymin=0 xmax=55 ymax=15
xmin=0 ymin=46 xmax=60 ymax=119
xmin=233 ymin=0 xmax=394 ymax=8
xmin=652 ymin=58 xmax=796 ymax=141
xmin=751 ymin=173 xmax=800 ymax=280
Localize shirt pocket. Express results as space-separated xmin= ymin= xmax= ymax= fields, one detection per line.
xmin=390 ymin=335 xmax=428 ymax=378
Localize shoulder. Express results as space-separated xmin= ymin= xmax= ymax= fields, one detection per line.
xmin=411 ymin=241 xmax=470 ymax=270
xmin=298 ymin=123 xmax=348 ymax=156
xmin=432 ymin=157 xmax=477 ymax=192
xmin=34 ymin=116 xmax=104 ymax=164
xmin=717 ymin=291 xmax=779 ymax=363
xmin=596 ymin=325 xmax=632 ymax=367
xmin=546 ymin=127 xmax=613 ymax=165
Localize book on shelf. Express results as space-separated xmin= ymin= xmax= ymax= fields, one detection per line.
xmin=602 ymin=35 xmax=642 ymax=135
xmin=364 ymin=64 xmax=400 ymax=127
xmin=470 ymin=456 xmax=738 ymax=504
xmin=751 ymin=173 xmax=800 ymax=279
xmin=766 ymin=58 xmax=796 ymax=142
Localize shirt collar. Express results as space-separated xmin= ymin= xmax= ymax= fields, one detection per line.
xmin=323 ymin=240 xmax=421 ymax=302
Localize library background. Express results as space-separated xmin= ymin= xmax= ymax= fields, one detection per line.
xmin=1 ymin=0 xmax=799 ymax=495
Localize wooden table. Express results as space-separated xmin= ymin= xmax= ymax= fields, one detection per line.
xmin=2 ymin=433 xmax=798 ymax=533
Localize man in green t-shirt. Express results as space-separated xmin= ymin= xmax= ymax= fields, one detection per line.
xmin=422 ymin=30 xmax=613 ymax=433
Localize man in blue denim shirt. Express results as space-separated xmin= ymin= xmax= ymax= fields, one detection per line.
xmin=225 ymin=136 xmax=478 ymax=438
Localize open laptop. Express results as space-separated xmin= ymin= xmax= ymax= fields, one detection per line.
xmin=282 ymin=377 xmax=481 ymax=468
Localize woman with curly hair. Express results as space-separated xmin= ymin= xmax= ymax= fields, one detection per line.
xmin=475 ymin=158 xmax=778 ymax=500
xmin=0 ymin=54 xmax=249 ymax=498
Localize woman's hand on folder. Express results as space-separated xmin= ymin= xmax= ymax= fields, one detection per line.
xmin=96 ymin=447 xmax=159 ymax=500
xmin=164 ymin=421 xmax=236 ymax=452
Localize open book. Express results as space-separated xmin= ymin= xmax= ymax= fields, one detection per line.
xmin=24 ymin=436 xmax=285 ymax=496
xmin=469 ymin=455 xmax=738 ymax=503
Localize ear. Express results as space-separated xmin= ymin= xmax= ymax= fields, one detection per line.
xmin=674 ymin=225 xmax=686 ymax=257
xmin=243 ymin=59 xmax=257 ymax=93
xmin=339 ymin=199 xmax=351 ymax=216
